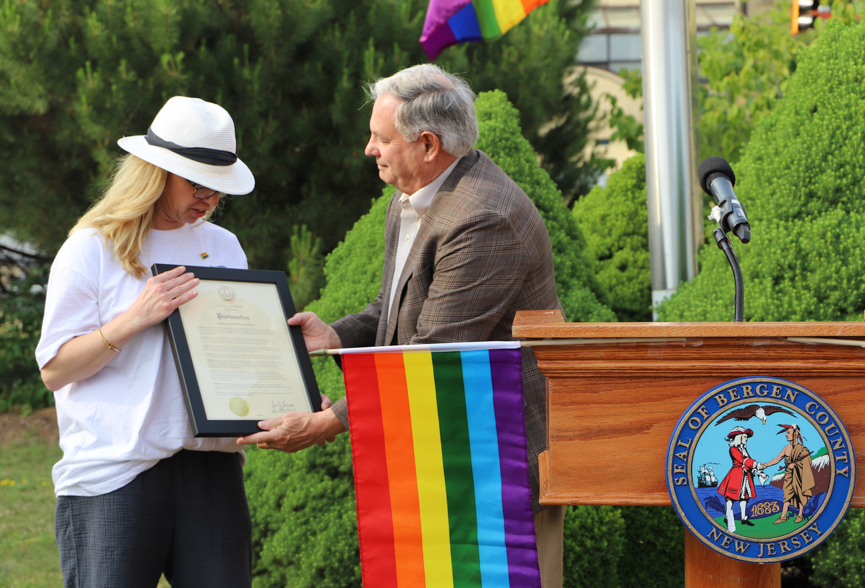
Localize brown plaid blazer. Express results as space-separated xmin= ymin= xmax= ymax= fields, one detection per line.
xmin=330 ymin=149 xmax=564 ymax=512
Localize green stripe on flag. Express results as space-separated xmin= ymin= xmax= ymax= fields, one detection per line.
xmin=432 ymin=351 xmax=482 ymax=587
xmin=472 ymin=0 xmax=503 ymax=40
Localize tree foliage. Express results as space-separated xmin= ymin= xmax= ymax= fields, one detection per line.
xmin=617 ymin=507 xmax=684 ymax=588
xmin=286 ymin=224 xmax=325 ymax=311
xmin=0 ymin=266 xmax=50 ymax=414
xmin=244 ymin=439 xmax=361 ymax=588
xmin=244 ymin=89 xmax=614 ymax=586
xmin=808 ymin=510 xmax=865 ymax=588
xmin=605 ymin=68 xmax=644 ymax=155
xmin=573 ymin=153 xmax=650 ymax=322
xmin=563 ymin=505 xmax=625 ymax=587
xmin=561 ymin=505 xmax=684 ymax=588
xmin=698 ymin=2 xmax=864 ymax=163
xmin=0 ymin=0 xmax=602 ymax=272
xmin=697 ymin=5 xmax=812 ymax=163
xmin=659 ymin=19 xmax=865 ymax=323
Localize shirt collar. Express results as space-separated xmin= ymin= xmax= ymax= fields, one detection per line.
xmin=398 ymin=157 xmax=461 ymax=217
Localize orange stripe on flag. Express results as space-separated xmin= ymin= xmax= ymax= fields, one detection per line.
xmin=520 ymin=0 xmax=548 ymax=14
xmin=375 ymin=353 xmax=427 ymax=587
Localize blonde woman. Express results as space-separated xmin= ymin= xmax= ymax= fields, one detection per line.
xmin=36 ymin=97 xmax=255 ymax=588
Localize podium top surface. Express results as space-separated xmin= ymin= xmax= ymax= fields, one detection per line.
xmin=512 ymin=310 xmax=865 ymax=339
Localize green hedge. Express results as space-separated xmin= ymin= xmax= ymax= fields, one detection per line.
xmin=573 ymin=154 xmax=650 ymax=322
xmin=563 ymin=506 xmax=625 ymax=587
xmin=244 ymin=90 xmax=615 ymax=587
xmin=810 ymin=510 xmax=865 ymax=588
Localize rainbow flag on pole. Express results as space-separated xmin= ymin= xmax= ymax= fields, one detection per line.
xmin=341 ymin=341 xmax=540 ymax=588
xmin=420 ymin=0 xmax=551 ymax=60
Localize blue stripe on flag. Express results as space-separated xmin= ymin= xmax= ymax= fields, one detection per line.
xmin=461 ymin=350 xmax=510 ymax=587
xmin=448 ymin=2 xmax=483 ymax=43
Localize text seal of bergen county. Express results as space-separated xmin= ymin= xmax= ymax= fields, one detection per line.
xmin=665 ymin=376 xmax=856 ymax=563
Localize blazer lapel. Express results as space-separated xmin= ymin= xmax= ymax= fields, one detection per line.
xmin=383 ymin=152 xmax=479 ymax=346
xmin=380 ymin=193 xmax=402 ymax=345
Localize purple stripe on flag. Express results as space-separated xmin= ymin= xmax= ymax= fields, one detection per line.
xmin=420 ymin=22 xmax=458 ymax=60
xmin=421 ymin=0 xmax=472 ymax=38
xmin=490 ymin=348 xmax=541 ymax=588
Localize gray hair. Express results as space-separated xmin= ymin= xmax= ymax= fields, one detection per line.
xmin=367 ymin=64 xmax=479 ymax=157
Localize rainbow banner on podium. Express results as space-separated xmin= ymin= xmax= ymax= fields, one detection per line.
xmin=342 ymin=342 xmax=540 ymax=588
xmin=420 ymin=0 xmax=551 ymax=60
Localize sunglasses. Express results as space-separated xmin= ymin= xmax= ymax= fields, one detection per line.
xmin=186 ymin=178 xmax=221 ymax=200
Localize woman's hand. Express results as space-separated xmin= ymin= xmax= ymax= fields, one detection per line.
xmin=124 ymin=265 xmax=199 ymax=331
xmin=41 ymin=266 xmax=200 ymax=391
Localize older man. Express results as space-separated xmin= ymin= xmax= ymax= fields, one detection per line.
xmin=240 ymin=64 xmax=565 ymax=586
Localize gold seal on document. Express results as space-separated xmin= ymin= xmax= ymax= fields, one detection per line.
xmin=229 ymin=397 xmax=250 ymax=417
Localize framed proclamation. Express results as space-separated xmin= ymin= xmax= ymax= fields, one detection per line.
xmin=152 ymin=264 xmax=322 ymax=437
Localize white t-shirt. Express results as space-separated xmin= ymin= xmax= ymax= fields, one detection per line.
xmin=36 ymin=222 xmax=248 ymax=497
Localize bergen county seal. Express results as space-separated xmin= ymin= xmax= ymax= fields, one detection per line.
xmin=666 ymin=377 xmax=855 ymax=563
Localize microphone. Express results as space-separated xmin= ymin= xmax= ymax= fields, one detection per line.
xmin=698 ymin=156 xmax=750 ymax=243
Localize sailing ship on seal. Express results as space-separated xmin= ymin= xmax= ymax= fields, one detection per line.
xmin=697 ymin=463 xmax=719 ymax=488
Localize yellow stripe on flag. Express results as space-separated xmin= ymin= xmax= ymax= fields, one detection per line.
xmin=491 ymin=0 xmax=529 ymax=34
xmin=403 ymin=352 xmax=454 ymax=588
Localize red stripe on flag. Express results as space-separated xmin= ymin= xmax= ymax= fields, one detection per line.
xmin=344 ymin=353 xmax=399 ymax=588
xmin=375 ymin=352 xmax=427 ymax=587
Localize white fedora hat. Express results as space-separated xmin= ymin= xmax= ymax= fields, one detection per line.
xmin=118 ymin=96 xmax=255 ymax=195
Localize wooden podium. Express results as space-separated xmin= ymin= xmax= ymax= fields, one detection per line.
xmin=513 ymin=310 xmax=865 ymax=588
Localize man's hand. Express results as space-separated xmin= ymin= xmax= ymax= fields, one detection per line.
xmin=288 ymin=312 xmax=343 ymax=352
xmin=236 ymin=396 xmax=346 ymax=453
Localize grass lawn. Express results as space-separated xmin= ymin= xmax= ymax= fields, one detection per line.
xmin=0 ymin=437 xmax=63 ymax=587
xmin=0 ymin=414 xmax=169 ymax=588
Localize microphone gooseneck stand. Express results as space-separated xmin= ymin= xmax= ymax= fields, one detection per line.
xmin=712 ymin=227 xmax=744 ymax=322
xmin=699 ymin=156 xmax=750 ymax=323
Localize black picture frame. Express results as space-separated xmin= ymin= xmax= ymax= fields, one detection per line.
xmin=152 ymin=264 xmax=322 ymax=437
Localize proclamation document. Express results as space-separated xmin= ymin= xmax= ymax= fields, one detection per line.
xmin=178 ymin=280 xmax=313 ymax=421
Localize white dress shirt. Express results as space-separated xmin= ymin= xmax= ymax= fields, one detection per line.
xmin=387 ymin=157 xmax=461 ymax=322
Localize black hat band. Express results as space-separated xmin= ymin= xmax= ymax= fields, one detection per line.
xmin=145 ymin=128 xmax=238 ymax=167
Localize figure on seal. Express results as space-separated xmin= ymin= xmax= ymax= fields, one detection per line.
xmin=758 ymin=424 xmax=815 ymax=524
xmin=717 ymin=426 xmax=760 ymax=532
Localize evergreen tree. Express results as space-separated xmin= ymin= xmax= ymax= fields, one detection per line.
xmin=286 ymin=224 xmax=325 ymax=311
xmin=243 ymin=89 xmax=614 ymax=586
xmin=0 ymin=0 xmax=601 ymax=272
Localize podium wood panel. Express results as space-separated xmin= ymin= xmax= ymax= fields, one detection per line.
xmin=513 ymin=311 xmax=865 ymax=508
xmin=685 ymin=531 xmax=780 ymax=588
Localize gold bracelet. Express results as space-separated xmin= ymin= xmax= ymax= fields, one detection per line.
xmin=98 ymin=328 xmax=121 ymax=353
